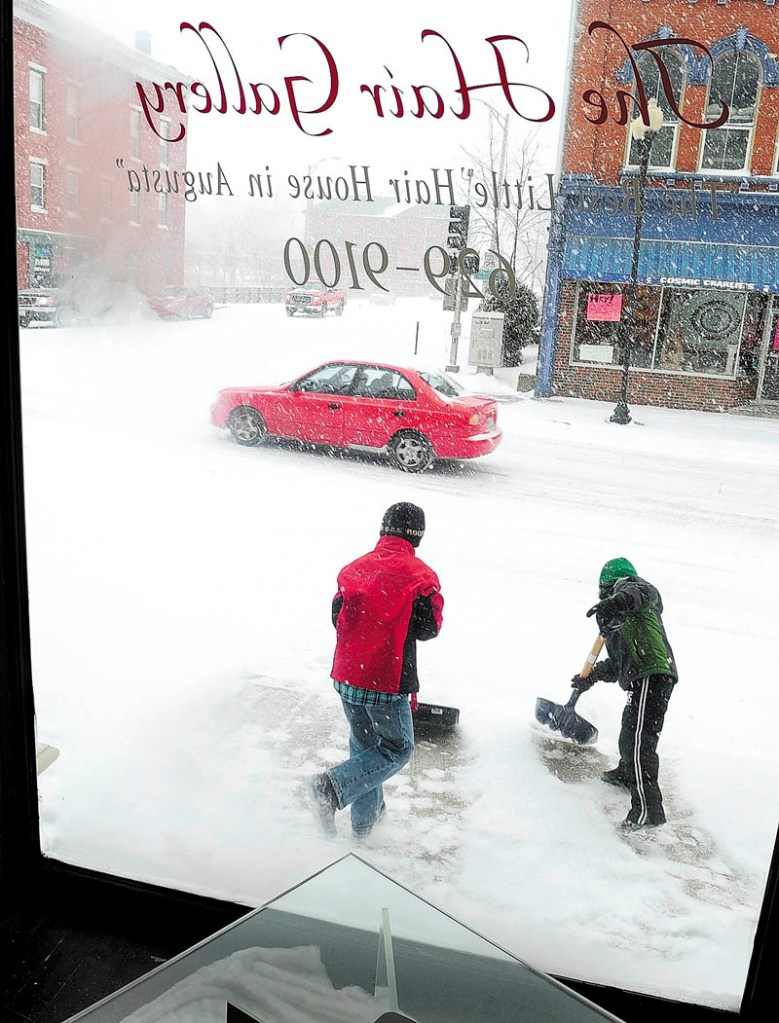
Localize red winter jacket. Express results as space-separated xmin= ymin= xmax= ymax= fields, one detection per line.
xmin=331 ymin=535 xmax=443 ymax=694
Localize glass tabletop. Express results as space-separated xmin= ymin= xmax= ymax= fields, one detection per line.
xmin=63 ymin=855 xmax=625 ymax=1023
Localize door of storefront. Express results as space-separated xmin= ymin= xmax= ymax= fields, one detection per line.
xmin=759 ymin=303 xmax=779 ymax=401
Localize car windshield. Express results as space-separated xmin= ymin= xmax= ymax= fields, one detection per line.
xmin=297 ymin=282 xmax=326 ymax=292
xmin=418 ymin=371 xmax=466 ymax=399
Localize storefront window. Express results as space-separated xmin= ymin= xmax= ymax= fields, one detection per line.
xmin=572 ymin=283 xmax=756 ymax=378
xmin=658 ymin=288 xmax=747 ymax=375
xmin=572 ymin=283 xmax=660 ymax=368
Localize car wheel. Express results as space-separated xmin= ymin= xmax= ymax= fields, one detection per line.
xmin=286 ymin=308 xmax=295 ymax=317
xmin=19 ymin=313 xmax=31 ymax=328
xmin=203 ymin=305 xmax=213 ymax=319
xmin=388 ymin=431 xmax=435 ymax=473
xmin=54 ymin=307 xmax=75 ymax=328
xmin=335 ymin=301 xmax=345 ymax=317
xmin=227 ymin=407 xmax=267 ymax=447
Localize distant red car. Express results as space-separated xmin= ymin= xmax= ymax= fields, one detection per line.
xmin=148 ymin=286 xmax=214 ymax=320
xmin=210 ymin=360 xmax=502 ymax=472
xmin=285 ymin=282 xmax=346 ymax=317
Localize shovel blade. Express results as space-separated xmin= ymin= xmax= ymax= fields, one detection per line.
xmin=535 ymin=697 xmax=598 ymax=746
xmin=413 ymin=702 xmax=459 ymax=730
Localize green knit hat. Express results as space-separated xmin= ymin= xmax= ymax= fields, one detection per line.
xmin=599 ymin=557 xmax=637 ymax=593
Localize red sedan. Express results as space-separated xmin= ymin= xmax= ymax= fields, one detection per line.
xmin=148 ymin=286 xmax=214 ymax=320
xmin=210 ymin=360 xmax=502 ymax=472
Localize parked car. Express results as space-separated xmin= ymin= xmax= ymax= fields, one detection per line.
xmin=285 ymin=282 xmax=346 ymax=317
xmin=210 ymin=360 xmax=502 ymax=472
xmin=147 ymin=286 xmax=214 ymax=320
xmin=18 ymin=287 xmax=77 ymax=328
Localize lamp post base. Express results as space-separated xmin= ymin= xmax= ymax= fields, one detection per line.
xmin=610 ymin=399 xmax=632 ymax=425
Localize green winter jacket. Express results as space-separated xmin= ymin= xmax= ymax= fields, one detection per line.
xmin=590 ymin=576 xmax=678 ymax=690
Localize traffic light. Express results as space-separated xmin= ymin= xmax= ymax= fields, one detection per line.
xmin=447 ymin=205 xmax=470 ymax=249
xmin=462 ymin=251 xmax=479 ymax=275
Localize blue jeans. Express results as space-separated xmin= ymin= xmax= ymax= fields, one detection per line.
xmin=327 ymin=696 xmax=415 ymax=833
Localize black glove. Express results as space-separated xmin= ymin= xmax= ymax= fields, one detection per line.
xmin=571 ymin=673 xmax=595 ymax=693
xmin=586 ymin=594 xmax=622 ymax=624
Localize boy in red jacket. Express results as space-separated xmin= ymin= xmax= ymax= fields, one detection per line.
xmin=307 ymin=503 xmax=444 ymax=839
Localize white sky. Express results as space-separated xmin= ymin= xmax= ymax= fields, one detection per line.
xmin=49 ymin=0 xmax=574 ymax=185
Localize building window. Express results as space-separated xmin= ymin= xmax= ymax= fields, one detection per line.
xmin=657 ymin=287 xmax=749 ymax=375
xmin=130 ymin=108 xmax=141 ymax=159
xmin=571 ymin=282 xmax=756 ymax=379
xmin=66 ymin=83 xmax=79 ymax=141
xmin=572 ymin=284 xmax=661 ymax=368
xmin=29 ymin=67 xmax=45 ymax=131
xmin=66 ymin=170 xmax=79 ymax=215
xmin=160 ymin=118 xmax=171 ymax=167
xmin=30 ymin=160 xmax=46 ymax=210
xmin=100 ymin=178 xmax=112 ymax=219
xmin=158 ymin=191 xmax=168 ymax=226
xmin=626 ymin=51 xmax=684 ymax=170
xmin=700 ymin=51 xmax=759 ymax=172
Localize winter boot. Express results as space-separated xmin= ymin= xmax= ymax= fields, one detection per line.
xmin=352 ymin=801 xmax=387 ymax=841
xmin=306 ymin=772 xmax=339 ymax=838
xmin=621 ymin=815 xmax=665 ymax=832
xmin=601 ymin=766 xmax=630 ymax=789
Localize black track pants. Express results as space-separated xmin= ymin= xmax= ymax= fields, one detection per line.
xmin=617 ymin=675 xmax=675 ymax=826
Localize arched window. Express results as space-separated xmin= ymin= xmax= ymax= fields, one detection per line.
xmin=700 ymin=51 xmax=760 ymax=172
xmin=625 ymin=50 xmax=685 ymax=170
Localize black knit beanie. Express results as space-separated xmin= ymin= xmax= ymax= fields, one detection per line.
xmin=380 ymin=503 xmax=425 ymax=547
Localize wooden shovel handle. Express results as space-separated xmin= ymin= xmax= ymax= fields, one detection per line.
xmin=579 ymin=635 xmax=605 ymax=679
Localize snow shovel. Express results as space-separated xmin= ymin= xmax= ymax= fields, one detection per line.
xmin=534 ymin=635 xmax=604 ymax=745
xmin=412 ymin=694 xmax=459 ymax=733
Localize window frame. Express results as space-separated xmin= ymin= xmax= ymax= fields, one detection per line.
xmin=699 ymin=50 xmax=760 ymax=175
xmin=65 ymin=167 xmax=79 ymax=216
xmin=28 ymin=64 xmax=45 ymax=133
xmin=130 ymin=107 xmax=142 ymax=160
xmin=29 ymin=158 xmax=46 ymax=212
xmin=622 ymin=50 xmax=685 ymax=173
xmin=65 ymin=81 xmax=80 ymax=142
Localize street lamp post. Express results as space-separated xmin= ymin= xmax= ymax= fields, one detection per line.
xmin=610 ymin=99 xmax=664 ymax=425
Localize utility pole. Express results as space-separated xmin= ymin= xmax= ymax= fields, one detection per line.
xmin=446 ymin=169 xmax=473 ymax=373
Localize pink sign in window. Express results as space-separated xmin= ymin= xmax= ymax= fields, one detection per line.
xmin=586 ymin=293 xmax=623 ymax=321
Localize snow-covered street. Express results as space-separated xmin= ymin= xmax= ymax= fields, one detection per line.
xmin=19 ymin=297 xmax=779 ymax=1010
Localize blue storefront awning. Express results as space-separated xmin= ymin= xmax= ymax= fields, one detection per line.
xmin=562 ymin=235 xmax=779 ymax=292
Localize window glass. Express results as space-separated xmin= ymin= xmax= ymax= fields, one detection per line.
xmin=353 ymin=367 xmax=417 ymax=399
xmin=701 ymin=51 xmax=759 ymax=172
xmin=8 ymin=0 xmax=778 ymax=1017
xmin=626 ymin=51 xmax=684 ymax=169
xmin=66 ymin=169 xmax=78 ymax=215
xmin=29 ymin=66 xmax=44 ymax=130
xmin=294 ymin=364 xmax=358 ymax=393
xmin=572 ymin=284 xmax=660 ymax=368
xmin=418 ymin=371 xmax=464 ymax=398
xmin=30 ymin=160 xmax=46 ymax=210
xmin=66 ymin=82 xmax=78 ymax=141
xmin=658 ymin=288 xmax=746 ymax=375
xmin=572 ymin=283 xmax=749 ymax=378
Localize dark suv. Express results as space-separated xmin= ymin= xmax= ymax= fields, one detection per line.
xmin=18 ymin=287 xmax=77 ymax=328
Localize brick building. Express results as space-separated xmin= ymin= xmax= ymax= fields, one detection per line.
xmin=14 ymin=0 xmax=189 ymax=297
xmin=538 ymin=0 xmax=779 ymax=411
xmin=305 ymin=197 xmax=449 ymax=298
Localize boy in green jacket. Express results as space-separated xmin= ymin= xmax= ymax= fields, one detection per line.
xmin=572 ymin=558 xmax=678 ymax=830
